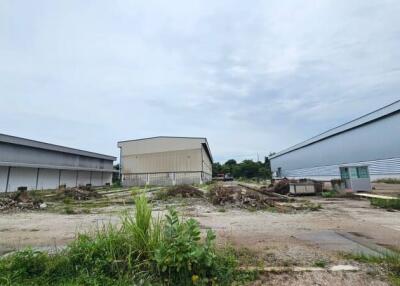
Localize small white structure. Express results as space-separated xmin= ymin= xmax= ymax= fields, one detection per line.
xmin=339 ymin=166 xmax=371 ymax=192
xmin=118 ymin=136 xmax=213 ymax=186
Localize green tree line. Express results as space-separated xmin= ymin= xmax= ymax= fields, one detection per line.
xmin=212 ymin=158 xmax=272 ymax=180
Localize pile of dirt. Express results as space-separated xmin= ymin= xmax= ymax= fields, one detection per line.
xmin=209 ymin=185 xmax=281 ymax=210
xmin=268 ymin=178 xmax=290 ymax=195
xmin=57 ymin=187 xmax=102 ymax=201
xmin=165 ymin=185 xmax=204 ymax=198
xmin=0 ymin=190 xmax=44 ymax=212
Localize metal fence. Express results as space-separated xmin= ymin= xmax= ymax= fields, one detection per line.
xmin=122 ymin=171 xmax=211 ymax=186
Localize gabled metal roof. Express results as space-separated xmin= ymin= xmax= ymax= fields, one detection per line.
xmin=0 ymin=133 xmax=116 ymax=161
xmin=270 ymin=99 xmax=400 ymax=159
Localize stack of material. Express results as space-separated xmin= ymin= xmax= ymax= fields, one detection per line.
xmin=165 ymin=185 xmax=204 ymax=198
xmin=209 ymin=184 xmax=285 ymax=210
xmin=0 ymin=190 xmax=43 ymax=212
xmin=57 ymin=187 xmax=102 ymax=201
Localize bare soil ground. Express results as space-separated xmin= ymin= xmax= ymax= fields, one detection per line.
xmin=0 ymin=184 xmax=399 ymax=285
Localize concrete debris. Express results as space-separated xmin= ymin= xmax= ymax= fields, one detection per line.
xmin=165 ymin=185 xmax=204 ymax=198
xmin=57 ymin=187 xmax=102 ymax=201
xmin=239 ymin=265 xmax=359 ymax=273
xmin=209 ymin=184 xmax=282 ymax=210
xmin=270 ymin=178 xmax=290 ymax=195
xmin=0 ymin=190 xmax=43 ymax=212
xmin=329 ymin=265 xmax=359 ymax=272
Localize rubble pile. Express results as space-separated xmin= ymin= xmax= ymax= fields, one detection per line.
xmin=209 ymin=184 xmax=283 ymax=210
xmin=0 ymin=190 xmax=44 ymax=212
xmin=267 ymin=178 xmax=290 ymax=195
xmin=165 ymin=185 xmax=204 ymax=198
xmin=57 ymin=187 xmax=102 ymax=201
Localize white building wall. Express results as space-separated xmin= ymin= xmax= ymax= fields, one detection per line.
xmin=102 ymin=172 xmax=112 ymax=185
xmin=60 ymin=170 xmax=78 ymax=187
xmin=271 ymin=112 xmax=400 ymax=180
xmin=91 ymin=172 xmax=103 ymax=186
xmin=7 ymin=167 xmax=37 ymax=191
xmin=37 ymin=168 xmax=60 ymax=190
xmin=0 ymin=166 xmax=9 ymax=192
xmin=77 ymin=171 xmax=91 ymax=186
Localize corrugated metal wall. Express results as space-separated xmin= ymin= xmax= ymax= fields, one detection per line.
xmin=0 ymin=169 xmax=113 ymax=192
xmin=119 ymin=137 xmax=206 ymax=156
xmin=281 ymin=157 xmax=400 ymax=180
xmin=122 ymin=172 xmax=205 ymax=187
xmin=0 ymin=142 xmax=113 ymax=171
xmin=271 ymin=112 xmax=400 ymax=180
xmin=122 ymin=149 xmax=202 ymax=174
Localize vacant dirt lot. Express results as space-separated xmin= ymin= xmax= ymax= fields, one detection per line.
xmin=1 ymin=184 xmax=399 ymax=285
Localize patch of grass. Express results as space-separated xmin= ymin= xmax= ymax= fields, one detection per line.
xmin=370 ymin=198 xmax=400 ymax=210
xmin=153 ymin=189 xmax=170 ymax=201
xmin=217 ymin=208 xmax=226 ymax=212
xmin=64 ymin=206 xmax=76 ymax=215
xmin=313 ymin=259 xmax=327 ymax=268
xmin=374 ymin=178 xmax=400 ymax=184
xmin=321 ymin=191 xmax=335 ymax=198
xmin=299 ymin=201 xmax=322 ymax=211
xmin=344 ymin=251 xmax=400 ymax=285
xmin=0 ymin=195 xmax=252 ymax=286
xmin=63 ymin=197 xmax=73 ymax=204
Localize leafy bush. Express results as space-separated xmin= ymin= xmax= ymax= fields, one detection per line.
xmin=0 ymin=195 xmax=243 ymax=286
xmin=321 ymin=191 xmax=335 ymax=198
xmin=155 ymin=209 xmax=227 ymax=285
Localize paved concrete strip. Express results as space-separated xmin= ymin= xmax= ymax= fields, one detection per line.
xmin=239 ymin=265 xmax=359 ymax=272
xmin=336 ymin=231 xmax=395 ymax=255
xmin=354 ymin=193 xmax=397 ymax=200
xmin=295 ymin=230 xmax=380 ymax=256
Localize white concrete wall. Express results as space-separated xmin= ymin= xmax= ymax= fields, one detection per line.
xmin=60 ymin=170 xmax=78 ymax=187
xmin=7 ymin=167 xmax=37 ymax=191
xmin=37 ymin=168 xmax=59 ymax=190
xmin=0 ymin=166 xmax=9 ymax=192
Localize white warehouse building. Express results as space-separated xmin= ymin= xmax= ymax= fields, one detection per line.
xmin=270 ymin=100 xmax=400 ymax=181
xmin=118 ymin=136 xmax=213 ymax=186
xmin=0 ymin=133 xmax=116 ymax=192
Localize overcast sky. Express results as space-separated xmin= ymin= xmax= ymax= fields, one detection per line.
xmin=1 ymin=1 xmax=399 ymax=162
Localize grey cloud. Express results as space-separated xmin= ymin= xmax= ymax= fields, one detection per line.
xmin=1 ymin=0 xmax=399 ymax=162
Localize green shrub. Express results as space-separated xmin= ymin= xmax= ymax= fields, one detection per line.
xmin=321 ymin=191 xmax=335 ymax=198
xmin=155 ymin=209 xmax=223 ymax=285
xmin=0 ymin=195 xmax=242 ymax=286
xmin=370 ymin=198 xmax=400 ymax=210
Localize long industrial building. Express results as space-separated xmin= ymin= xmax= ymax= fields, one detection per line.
xmin=270 ymin=100 xmax=400 ymax=181
xmin=118 ymin=136 xmax=213 ymax=186
xmin=0 ymin=134 xmax=116 ymax=192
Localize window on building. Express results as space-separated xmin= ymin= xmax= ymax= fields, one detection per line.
xmin=356 ymin=166 xmax=369 ymax=178
xmin=277 ymin=167 xmax=282 ymax=178
xmin=340 ymin=167 xmax=349 ymax=179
